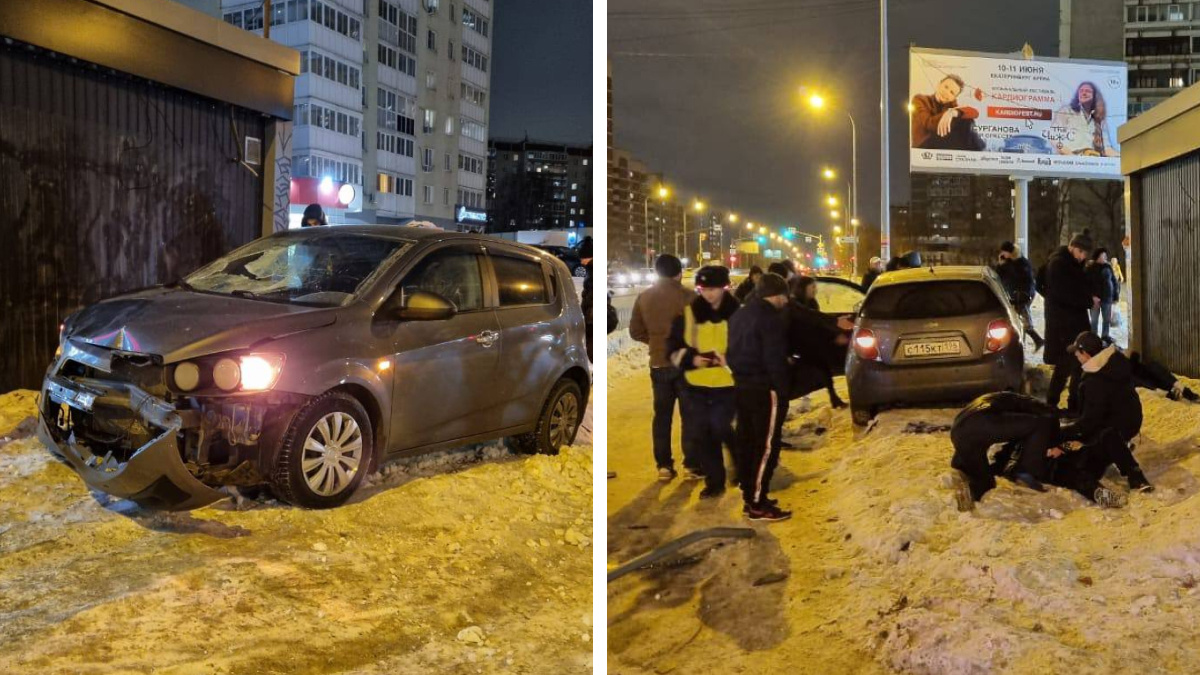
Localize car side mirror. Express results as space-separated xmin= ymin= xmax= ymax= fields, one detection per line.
xmin=390 ymin=290 xmax=457 ymax=321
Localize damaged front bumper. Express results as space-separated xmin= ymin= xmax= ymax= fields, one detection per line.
xmin=38 ymin=375 xmax=226 ymax=511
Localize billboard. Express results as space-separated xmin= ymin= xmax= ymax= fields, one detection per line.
xmin=909 ymin=48 xmax=1127 ymax=179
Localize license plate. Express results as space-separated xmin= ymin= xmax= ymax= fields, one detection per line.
xmin=903 ymin=340 xmax=961 ymax=358
xmin=47 ymin=381 xmax=98 ymax=412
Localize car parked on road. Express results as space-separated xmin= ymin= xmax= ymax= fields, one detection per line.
xmin=845 ymin=266 xmax=1026 ymax=425
xmin=533 ymin=245 xmax=589 ymax=278
xmin=38 ymin=226 xmax=591 ymax=510
xmin=609 ymin=265 xmax=654 ymax=289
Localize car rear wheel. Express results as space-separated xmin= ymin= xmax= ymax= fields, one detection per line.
xmin=512 ymin=378 xmax=583 ymax=455
xmin=271 ymin=392 xmax=374 ymax=509
xmin=573 ymin=265 xmax=588 ymax=278
xmin=851 ymin=403 xmax=875 ymax=427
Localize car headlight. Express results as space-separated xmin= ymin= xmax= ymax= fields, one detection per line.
xmin=618 ymin=274 xmax=629 ymax=283
xmin=240 ymin=354 xmax=285 ymax=391
xmin=174 ymin=362 xmax=201 ymax=391
xmin=213 ymin=358 xmax=241 ymax=391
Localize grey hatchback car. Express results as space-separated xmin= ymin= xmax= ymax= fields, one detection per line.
xmin=846 ymin=266 xmax=1026 ymax=425
xmin=37 ymin=226 xmax=590 ymax=510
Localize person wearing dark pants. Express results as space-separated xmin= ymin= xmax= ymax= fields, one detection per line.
xmin=727 ymin=273 xmax=792 ymax=521
xmin=995 ymin=241 xmax=1044 ymax=351
xmin=667 ymin=266 xmax=740 ymax=498
xmin=630 ymin=254 xmax=699 ymax=481
xmin=948 ymin=392 xmax=1060 ymax=510
xmin=1045 ymin=430 xmax=1144 ymax=507
xmin=1057 ymin=331 xmax=1152 ymax=494
xmin=1042 ymin=233 xmax=1096 ymax=412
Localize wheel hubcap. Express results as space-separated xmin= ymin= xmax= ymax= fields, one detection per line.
xmin=301 ymin=412 xmax=363 ymax=497
xmin=548 ymin=392 xmax=579 ymax=448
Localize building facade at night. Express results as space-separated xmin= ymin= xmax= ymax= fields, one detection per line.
xmin=220 ymin=0 xmax=491 ymax=230
xmin=486 ymin=139 xmax=592 ymax=234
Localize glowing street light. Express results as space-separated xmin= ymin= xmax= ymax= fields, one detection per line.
xmin=830 ymin=210 xmax=840 ymax=219
xmin=827 ymin=195 xmax=838 ymax=207
xmin=834 ymin=225 xmax=844 ymax=235
xmin=807 ymin=92 xmax=826 ymax=110
xmin=759 ymin=226 xmax=768 ymax=235
xmin=728 ymin=213 xmax=739 ymax=224
xmin=657 ymin=186 xmax=670 ymax=199
xmin=745 ymin=222 xmax=754 ymax=230
xmin=822 ymin=168 xmax=836 ymax=180
xmin=851 ymin=218 xmax=860 ymax=227
xmin=693 ymin=200 xmax=706 ymax=212
xmin=770 ymin=233 xmax=778 ymax=240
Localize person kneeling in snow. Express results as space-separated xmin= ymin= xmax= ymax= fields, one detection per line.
xmin=949 ymin=392 xmax=1059 ymax=511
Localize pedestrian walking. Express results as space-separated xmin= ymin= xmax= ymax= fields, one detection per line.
xmin=1041 ymin=232 xmax=1096 ymax=412
xmin=629 ymin=254 xmax=701 ymax=481
xmin=1086 ymin=248 xmax=1119 ymax=340
xmin=734 ymin=265 xmax=763 ymax=303
xmin=947 ymin=392 xmax=1059 ymax=511
xmin=667 ymin=266 xmax=740 ymax=498
xmin=995 ymin=241 xmax=1044 ymax=351
xmin=726 ymin=273 xmax=792 ymax=521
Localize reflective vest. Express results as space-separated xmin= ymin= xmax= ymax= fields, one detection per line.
xmin=683 ymin=305 xmax=735 ymax=388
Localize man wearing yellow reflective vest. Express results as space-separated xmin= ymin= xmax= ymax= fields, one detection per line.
xmin=667 ymin=266 xmax=740 ymax=499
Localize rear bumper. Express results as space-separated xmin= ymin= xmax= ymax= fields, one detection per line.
xmin=847 ymin=353 xmax=1024 ymax=409
xmin=38 ymin=376 xmax=226 ymax=511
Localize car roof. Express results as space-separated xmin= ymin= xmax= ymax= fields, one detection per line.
xmin=270 ymin=225 xmax=547 ymax=255
xmin=871 ymin=265 xmax=995 ymax=288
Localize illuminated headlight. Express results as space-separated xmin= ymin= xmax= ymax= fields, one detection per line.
xmin=618 ymin=274 xmax=629 ymax=283
xmin=240 ymin=354 xmax=285 ymax=391
xmin=213 ymin=358 xmax=241 ymax=391
xmin=174 ymin=362 xmax=201 ymax=391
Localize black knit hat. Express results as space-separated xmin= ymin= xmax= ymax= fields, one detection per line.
xmin=695 ymin=265 xmax=731 ymax=288
xmin=1067 ymin=331 xmax=1105 ymax=357
xmin=757 ymin=272 xmax=789 ymax=299
xmin=1069 ymin=231 xmax=1094 ymax=253
xmin=654 ymin=254 xmax=683 ymax=278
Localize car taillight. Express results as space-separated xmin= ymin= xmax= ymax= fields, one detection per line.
xmin=853 ymin=329 xmax=880 ymax=361
xmin=986 ymin=320 xmax=1011 ymax=353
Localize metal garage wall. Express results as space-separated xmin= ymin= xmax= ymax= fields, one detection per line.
xmin=0 ymin=41 xmax=267 ymax=391
xmin=1137 ymin=153 xmax=1200 ymax=378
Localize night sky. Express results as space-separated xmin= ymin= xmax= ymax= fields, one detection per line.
xmin=489 ymin=0 xmax=592 ymax=145
xmin=609 ymin=0 xmax=1059 ymax=235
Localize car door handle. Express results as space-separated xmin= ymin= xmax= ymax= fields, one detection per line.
xmin=475 ymin=330 xmax=500 ymax=348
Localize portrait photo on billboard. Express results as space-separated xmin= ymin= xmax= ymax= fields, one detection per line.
xmin=909 ymin=47 xmax=1127 ymax=179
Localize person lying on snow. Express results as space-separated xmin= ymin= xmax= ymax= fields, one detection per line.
xmin=1099 ymin=338 xmax=1199 ymax=402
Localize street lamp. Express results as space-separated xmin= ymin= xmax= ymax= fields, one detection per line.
xmin=827 ymin=195 xmax=838 ymax=207
xmin=680 ymin=199 xmax=706 ymax=264
xmin=822 ymin=168 xmax=836 ymax=180
xmin=745 ymin=221 xmax=754 ymax=231
xmin=643 ymin=185 xmax=670 ymax=267
xmin=804 ymin=88 xmax=858 ymax=244
xmin=833 ymin=225 xmax=843 ymax=235
xmin=830 ymin=210 xmax=840 ymax=219
xmin=728 ymin=213 xmax=739 ymax=224
xmin=807 ymin=93 xmax=826 ymax=109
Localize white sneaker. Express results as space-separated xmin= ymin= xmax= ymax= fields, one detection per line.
xmin=657 ymin=467 xmax=676 ymax=482
xmin=1094 ymin=486 xmax=1127 ymax=508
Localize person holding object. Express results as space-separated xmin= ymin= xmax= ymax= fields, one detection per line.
xmin=910 ymin=74 xmax=985 ymax=151
xmin=995 ymin=241 xmax=1044 ymax=351
xmin=667 ymin=266 xmax=740 ymax=499
xmin=726 ymin=273 xmax=792 ymax=521
xmin=629 ymin=254 xmax=700 ymax=481
xmin=1041 ymin=232 xmax=1096 ymax=412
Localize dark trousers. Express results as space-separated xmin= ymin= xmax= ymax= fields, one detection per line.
xmin=1049 ymin=431 xmax=1142 ymax=499
xmin=735 ymin=385 xmax=782 ymax=506
xmin=950 ymin=413 xmax=1057 ymax=501
xmin=1089 ymin=302 xmax=1113 ymax=340
xmin=1017 ymin=303 xmax=1043 ymax=345
xmin=681 ymin=386 xmax=737 ymax=491
xmin=917 ymin=117 xmax=986 ymax=151
xmin=1047 ymin=357 xmax=1082 ymax=412
xmin=650 ymin=367 xmax=696 ymax=470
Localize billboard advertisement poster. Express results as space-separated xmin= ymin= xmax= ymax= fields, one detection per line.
xmin=909 ymin=47 xmax=1126 ymax=179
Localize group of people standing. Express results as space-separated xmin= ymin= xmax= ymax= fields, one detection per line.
xmin=629 ymin=255 xmax=852 ymax=522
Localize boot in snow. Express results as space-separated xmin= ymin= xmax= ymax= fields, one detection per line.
xmin=746 ymin=503 xmax=792 ymax=522
xmin=1093 ymin=486 xmax=1127 ymax=508
xmin=1128 ymin=469 xmax=1155 ymax=493
xmin=949 ymin=470 xmax=975 ymax=512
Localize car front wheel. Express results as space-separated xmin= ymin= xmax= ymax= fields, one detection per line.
xmin=271 ymin=391 xmax=374 ymax=508
xmin=850 ymin=402 xmax=875 ymax=427
xmin=512 ymin=378 xmax=583 ymax=455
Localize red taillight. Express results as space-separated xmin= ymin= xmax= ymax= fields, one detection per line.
xmin=853 ymin=329 xmax=880 ymax=361
xmin=986 ymin=320 xmax=1011 ymax=353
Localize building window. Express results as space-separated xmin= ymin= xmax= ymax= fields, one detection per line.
xmin=461 ymin=45 xmax=489 ymax=72
xmin=377 ymin=131 xmax=414 ymax=157
xmin=460 ymin=119 xmax=486 ymax=142
xmin=445 ymin=117 xmax=454 ymax=135
xmin=378 ymin=172 xmax=413 ymax=197
xmin=426 ymin=71 xmax=437 ymax=90
xmin=423 ymin=185 xmax=434 ymax=204
xmin=294 ymin=103 xmax=361 ymax=139
xmin=308 ymin=0 xmax=361 ymax=41
xmin=462 ymin=7 xmax=489 ymax=36
xmin=444 ymin=187 xmax=450 ymax=206
xmin=460 ymin=82 xmax=487 ymax=107
xmin=423 ymin=109 xmax=437 ymax=133
xmin=428 ymin=30 xmax=438 ymax=53
xmin=377 ymin=87 xmax=416 ymax=136
xmin=422 ymin=148 xmax=434 ymax=172
xmin=377 ymin=44 xmax=416 ymax=76
xmin=458 ymin=154 xmax=484 ymax=174
xmin=445 ymin=153 xmax=452 ymax=172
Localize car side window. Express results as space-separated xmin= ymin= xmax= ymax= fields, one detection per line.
xmin=815 ymin=280 xmax=865 ymax=315
xmin=492 ymin=255 xmax=549 ymax=306
xmin=400 ymin=250 xmax=483 ymax=312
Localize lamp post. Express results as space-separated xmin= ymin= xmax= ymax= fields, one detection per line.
xmin=643 ymin=185 xmax=669 ymax=267
xmin=808 ymin=97 xmax=859 ymax=229
xmin=682 ymin=200 xmax=705 ymax=265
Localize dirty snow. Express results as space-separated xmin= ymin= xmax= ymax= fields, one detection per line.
xmin=0 ymin=390 xmax=592 ymax=674
xmin=606 ymin=315 xmax=1200 ymax=674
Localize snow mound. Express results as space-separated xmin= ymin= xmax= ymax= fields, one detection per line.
xmin=0 ymin=389 xmax=38 ymax=438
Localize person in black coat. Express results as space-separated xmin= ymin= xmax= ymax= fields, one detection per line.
xmin=578 ymin=237 xmax=594 ymax=361
xmin=1086 ymin=248 xmax=1119 ymax=340
xmin=734 ymin=266 xmax=763 ymax=303
xmin=1042 ymin=233 xmax=1096 ymax=412
xmin=786 ymin=276 xmax=854 ymax=407
xmin=995 ymin=241 xmax=1044 ymax=351
xmin=727 ymin=273 xmax=792 ymax=521
xmin=948 ymin=392 xmax=1060 ymax=510
xmin=1049 ymin=331 xmax=1152 ymax=502
xmin=861 ymin=257 xmax=884 ymax=291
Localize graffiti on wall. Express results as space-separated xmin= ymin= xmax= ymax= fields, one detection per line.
xmin=272 ymin=122 xmax=293 ymax=233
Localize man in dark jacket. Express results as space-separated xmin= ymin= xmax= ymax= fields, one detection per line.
xmin=630 ymin=254 xmax=699 ymax=481
xmin=727 ymin=273 xmax=792 ymax=521
xmin=1042 ymin=233 xmax=1097 ymax=412
xmin=948 ymin=392 xmax=1060 ymax=511
xmin=787 ymin=275 xmax=854 ymax=406
xmin=861 ymin=257 xmax=884 ymax=291
xmin=995 ymin=241 xmax=1044 ymax=351
xmin=1086 ymin=248 xmax=1119 ymax=340
xmin=734 ymin=266 xmax=763 ymax=303
xmin=579 ymin=237 xmax=594 ymax=361
xmin=667 ymin=266 xmax=739 ymax=498
xmin=1052 ymin=331 xmax=1152 ymax=498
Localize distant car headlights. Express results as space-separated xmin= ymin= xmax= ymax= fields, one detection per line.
xmin=174 ymin=362 xmax=201 ymax=391
xmin=617 ymin=274 xmax=630 ymax=284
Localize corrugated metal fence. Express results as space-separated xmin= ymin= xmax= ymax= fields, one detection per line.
xmin=1138 ymin=153 xmax=1200 ymax=378
xmin=0 ymin=41 xmax=266 ymax=392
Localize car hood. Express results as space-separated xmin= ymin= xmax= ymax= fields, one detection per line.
xmin=65 ymin=287 xmax=338 ymax=364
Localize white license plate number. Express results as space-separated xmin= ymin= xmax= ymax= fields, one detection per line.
xmin=903 ymin=340 xmax=961 ymax=358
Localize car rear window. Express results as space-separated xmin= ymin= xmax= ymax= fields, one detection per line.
xmin=493 ymin=255 xmax=549 ymax=306
xmin=861 ymin=281 xmax=1001 ymax=320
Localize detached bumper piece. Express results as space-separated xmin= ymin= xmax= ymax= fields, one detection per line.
xmin=38 ymin=375 xmax=225 ymax=511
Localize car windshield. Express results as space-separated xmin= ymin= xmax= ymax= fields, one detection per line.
xmin=184 ymin=234 xmax=410 ymax=307
xmin=862 ymin=280 xmax=1001 ymax=320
